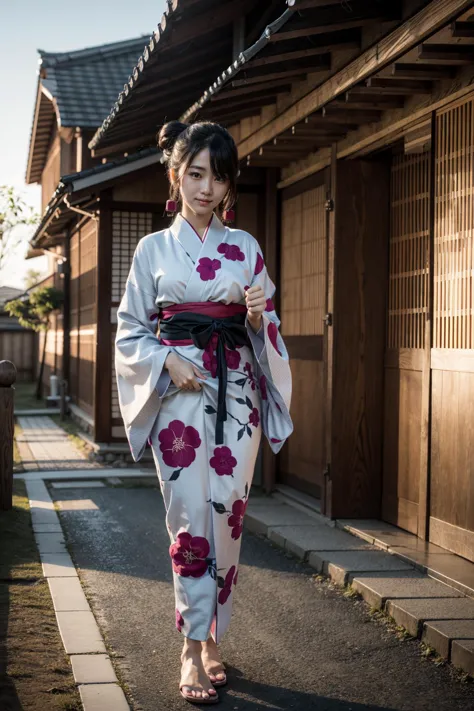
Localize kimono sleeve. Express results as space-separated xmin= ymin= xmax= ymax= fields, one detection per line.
xmin=115 ymin=238 xmax=171 ymax=461
xmin=245 ymin=244 xmax=293 ymax=453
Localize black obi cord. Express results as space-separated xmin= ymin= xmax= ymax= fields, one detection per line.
xmin=159 ymin=312 xmax=252 ymax=445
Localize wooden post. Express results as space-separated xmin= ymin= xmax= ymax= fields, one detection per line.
xmin=0 ymin=360 xmax=16 ymax=511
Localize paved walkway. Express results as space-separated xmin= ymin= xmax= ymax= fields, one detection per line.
xmin=43 ymin=481 xmax=473 ymax=710
xmin=16 ymin=415 xmax=101 ymax=471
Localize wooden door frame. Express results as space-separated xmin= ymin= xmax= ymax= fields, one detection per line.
xmin=417 ymin=111 xmax=436 ymax=541
xmin=322 ymin=144 xmax=336 ymax=517
xmin=276 ymin=166 xmax=330 ymax=499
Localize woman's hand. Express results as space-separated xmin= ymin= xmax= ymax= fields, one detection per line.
xmin=164 ymin=352 xmax=206 ymax=391
xmin=245 ymin=285 xmax=266 ymax=332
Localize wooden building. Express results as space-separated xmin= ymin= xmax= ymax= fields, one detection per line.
xmin=0 ymin=287 xmax=37 ymax=382
xmin=27 ymin=0 xmax=474 ymax=564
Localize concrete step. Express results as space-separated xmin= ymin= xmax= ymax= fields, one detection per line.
xmin=244 ymin=496 xmax=474 ymax=679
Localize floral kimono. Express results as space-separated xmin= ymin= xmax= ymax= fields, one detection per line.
xmin=115 ymin=212 xmax=292 ymax=643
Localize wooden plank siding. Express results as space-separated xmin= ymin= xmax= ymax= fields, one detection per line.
xmin=330 ymin=158 xmax=390 ymax=518
xmin=278 ymin=177 xmax=327 ymax=498
xmin=382 ymin=151 xmax=431 ymax=535
xmin=429 ymin=95 xmax=474 ymax=560
xmin=0 ymin=330 xmax=37 ymax=382
xmin=69 ymin=218 xmax=98 ymax=418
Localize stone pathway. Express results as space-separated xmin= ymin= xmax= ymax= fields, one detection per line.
xmin=245 ymin=498 xmax=474 ymax=678
xmin=16 ymin=415 xmax=101 ymax=471
xmin=25 ymin=478 xmax=129 ymax=710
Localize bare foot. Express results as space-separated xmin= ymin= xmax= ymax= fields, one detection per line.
xmin=180 ymin=639 xmax=218 ymax=701
xmin=201 ymin=636 xmax=226 ymax=683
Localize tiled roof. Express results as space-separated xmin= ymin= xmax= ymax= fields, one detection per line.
xmin=0 ymin=286 xmax=24 ymax=308
xmin=26 ymin=36 xmax=150 ymax=184
xmin=39 ymin=36 xmax=150 ymax=127
xmin=29 ymin=147 xmax=162 ymax=249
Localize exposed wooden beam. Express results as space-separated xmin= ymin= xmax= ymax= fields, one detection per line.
xmin=389 ymin=63 xmax=455 ymax=80
xmin=340 ymin=95 xmax=405 ymax=110
xmin=418 ymin=43 xmax=474 ymax=63
xmin=245 ymin=43 xmax=357 ymax=69
xmin=232 ymin=66 xmax=326 ymax=87
xmin=237 ymin=0 xmax=474 ymax=158
xmin=365 ymin=77 xmax=433 ymax=94
xmin=206 ymin=94 xmax=282 ymax=113
xmin=451 ymin=20 xmax=474 ymax=36
xmin=269 ymin=18 xmax=393 ymax=42
xmin=201 ymin=107 xmax=264 ymax=124
xmin=213 ymin=78 xmax=293 ymax=101
xmin=321 ymin=106 xmax=382 ymax=123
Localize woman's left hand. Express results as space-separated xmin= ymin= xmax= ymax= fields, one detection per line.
xmin=245 ymin=285 xmax=266 ymax=331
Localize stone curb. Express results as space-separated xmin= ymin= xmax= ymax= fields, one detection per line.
xmin=25 ymin=478 xmax=131 ymax=711
xmin=244 ymin=498 xmax=474 ymax=679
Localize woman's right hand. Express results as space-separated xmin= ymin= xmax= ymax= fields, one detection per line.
xmin=164 ymin=352 xmax=206 ymax=391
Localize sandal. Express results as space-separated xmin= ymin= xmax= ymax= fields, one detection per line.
xmin=207 ymin=670 xmax=227 ymax=687
xmin=179 ymin=685 xmax=220 ymax=704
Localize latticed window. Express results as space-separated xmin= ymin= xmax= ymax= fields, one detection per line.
xmin=387 ymin=152 xmax=430 ymax=349
xmin=111 ymin=211 xmax=153 ymax=303
xmin=435 ymin=100 xmax=474 ymax=349
xmin=281 ymin=185 xmax=327 ymax=336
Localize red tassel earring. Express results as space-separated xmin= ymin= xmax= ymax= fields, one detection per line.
xmin=165 ymin=199 xmax=177 ymax=216
xmin=222 ymin=208 xmax=235 ymax=224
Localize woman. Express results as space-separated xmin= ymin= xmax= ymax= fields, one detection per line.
xmin=115 ymin=121 xmax=293 ymax=704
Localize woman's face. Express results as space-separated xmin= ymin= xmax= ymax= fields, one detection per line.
xmin=177 ymin=147 xmax=230 ymax=218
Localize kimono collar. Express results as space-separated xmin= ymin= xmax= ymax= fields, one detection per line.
xmin=170 ymin=212 xmax=226 ymax=261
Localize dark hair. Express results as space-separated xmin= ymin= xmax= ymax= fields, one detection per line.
xmin=157 ymin=121 xmax=239 ymax=212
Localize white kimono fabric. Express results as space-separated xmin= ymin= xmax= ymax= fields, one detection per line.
xmin=115 ymin=212 xmax=293 ymax=643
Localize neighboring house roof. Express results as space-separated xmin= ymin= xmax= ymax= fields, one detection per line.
xmin=29 ymin=146 xmax=162 ymax=250
xmin=88 ymin=0 xmax=284 ymax=155
xmin=26 ymin=35 xmax=150 ymax=184
xmin=0 ymin=286 xmax=24 ymax=309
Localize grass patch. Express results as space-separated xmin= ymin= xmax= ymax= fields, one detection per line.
xmin=13 ymin=423 xmax=23 ymax=472
xmin=12 ymin=381 xmax=41 ymax=411
xmin=0 ymin=480 xmax=82 ymax=710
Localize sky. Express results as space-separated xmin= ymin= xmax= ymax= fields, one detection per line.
xmin=0 ymin=0 xmax=167 ymax=289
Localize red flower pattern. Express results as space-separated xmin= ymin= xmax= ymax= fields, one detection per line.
xmin=197 ymin=257 xmax=221 ymax=281
xmin=228 ymin=499 xmax=248 ymax=540
xmin=265 ymin=298 xmax=275 ymax=312
xmin=249 ymin=408 xmax=260 ymax=428
xmin=267 ymin=322 xmax=282 ymax=356
xmin=169 ymin=532 xmax=210 ymax=577
xmin=176 ymin=609 xmax=184 ymax=632
xmin=202 ymin=333 xmax=218 ymax=377
xmin=225 ymin=347 xmax=241 ymax=370
xmin=244 ymin=362 xmax=256 ymax=390
xmin=158 ymin=420 xmax=201 ymax=468
xmin=210 ymin=446 xmax=237 ymax=476
xmin=259 ymin=375 xmax=267 ymax=401
xmin=255 ymin=253 xmax=264 ymax=275
xmin=218 ymin=565 xmax=237 ymax=605
xmin=217 ymin=243 xmax=245 ymax=261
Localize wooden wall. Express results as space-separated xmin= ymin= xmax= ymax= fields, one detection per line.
xmin=430 ymin=96 xmax=474 ymax=560
xmin=382 ymin=151 xmax=430 ymax=534
xmin=330 ymin=157 xmax=390 ymax=518
xmin=278 ymin=175 xmax=327 ymax=498
xmin=69 ymin=218 xmax=97 ymax=417
xmin=0 ymin=329 xmax=36 ymax=382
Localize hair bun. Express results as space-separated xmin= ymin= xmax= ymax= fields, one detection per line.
xmin=158 ymin=121 xmax=189 ymax=159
